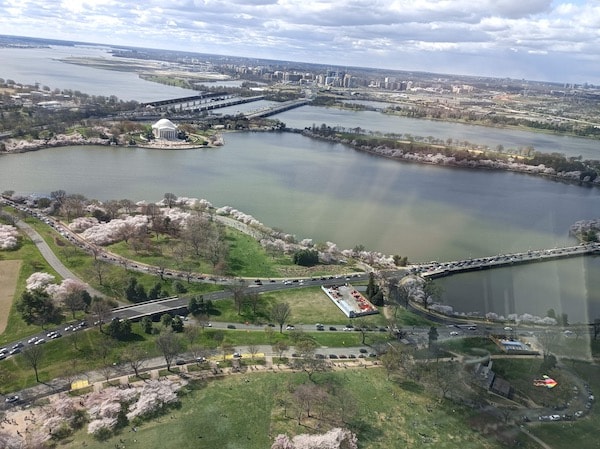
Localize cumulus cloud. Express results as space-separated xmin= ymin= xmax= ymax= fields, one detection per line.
xmin=0 ymin=0 xmax=598 ymax=81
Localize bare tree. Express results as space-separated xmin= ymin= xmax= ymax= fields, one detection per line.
xmin=221 ymin=343 xmax=234 ymax=361
xmin=184 ymin=325 xmax=199 ymax=346
xmin=538 ymin=330 xmax=559 ymax=358
xmin=247 ymin=291 xmax=260 ymax=315
xmin=88 ymin=298 xmax=111 ymax=332
xmin=227 ymin=280 xmax=248 ymax=315
xmin=155 ymin=329 xmax=184 ymax=371
xmin=89 ymin=259 xmax=109 ymax=285
xmin=291 ymin=339 xmax=328 ymax=381
xmin=271 ymin=302 xmax=292 ymax=334
xmin=248 ymin=343 xmax=259 ymax=360
xmin=291 ymin=383 xmax=328 ymax=423
xmin=273 ymin=341 xmax=289 ymax=361
xmin=63 ymin=290 xmax=89 ymax=318
xmin=22 ymin=345 xmax=44 ymax=383
xmin=164 ymin=192 xmax=178 ymax=208
xmin=123 ymin=347 xmax=147 ymax=379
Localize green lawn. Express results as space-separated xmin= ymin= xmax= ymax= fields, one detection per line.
xmin=210 ymin=286 xmax=388 ymax=327
xmin=60 ymin=368 xmax=505 ymax=449
xmin=525 ymin=361 xmax=600 ymax=449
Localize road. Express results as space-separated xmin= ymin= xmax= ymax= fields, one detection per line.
xmin=14 ymin=218 xmax=106 ymax=299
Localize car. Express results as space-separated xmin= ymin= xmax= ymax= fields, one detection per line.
xmin=359 ymin=348 xmax=368 ymax=353
xmin=233 ymin=352 xmax=242 ymax=358
xmin=339 ymin=354 xmax=347 ymax=359
xmin=34 ymin=338 xmax=46 ymax=345
xmin=450 ymin=331 xmax=459 ymax=336
xmin=267 ymin=323 xmax=275 ymax=327
xmin=227 ymin=324 xmax=237 ymax=329
xmin=343 ymin=327 xmax=353 ymax=331
xmin=286 ymin=325 xmax=295 ymax=330
xmin=64 ymin=325 xmax=74 ymax=332
xmin=348 ymin=354 xmax=356 ymax=359
xmin=504 ymin=326 xmax=513 ymax=331
xmin=9 ymin=348 xmax=21 ymax=355
xmin=27 ymin=337 xmax=39 ymax=344
xmin=12 ymin=342 xmax=24 ymax=349
xmin=315 ymin=323 xmax=324 ymax=330
xmin=5 ymin=395 xmax=19 ymax=404
xmin=196 ymin=356 xmax=207 ymax=363
xmin=328 ymin=354 xmax=338 ymax=359
xmin=175 ymin=359 xmax=186 ymax=365
xmin=369 ymin=353 xmax=377 ymax=358
xmin=329 ymin=326 xmax=337 ymax=331
xmin=50 ymin=332 xmax=61 ymax=339
xmin=0 ymin=354 xmax=6 ymax=361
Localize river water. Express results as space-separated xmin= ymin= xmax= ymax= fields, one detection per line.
xmin=2 ymin=45 xmax=599 ymax=324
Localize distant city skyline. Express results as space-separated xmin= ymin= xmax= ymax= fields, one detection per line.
xmin=1 ymin=0 xmax=599 ymax=84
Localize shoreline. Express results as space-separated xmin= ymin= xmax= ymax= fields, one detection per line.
xmin=2 ymin=129 xmax=599 ymax=189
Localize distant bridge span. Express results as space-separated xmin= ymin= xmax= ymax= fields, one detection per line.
xmin=417 ymin=243 xmax=599 ymax=279
xmin=245 ymin=99 xmax=310 ymax=119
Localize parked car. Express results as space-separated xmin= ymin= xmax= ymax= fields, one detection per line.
xmin=286 ymin=325 xmax=295 ymax=330
xmin=5 ymin=395 xmax=19 ymax=404
xmin=227 ymin=324 xmax=237 ymax=329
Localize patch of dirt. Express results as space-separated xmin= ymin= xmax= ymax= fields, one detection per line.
xmin=0 ymin=259 xmax=22 ymax=334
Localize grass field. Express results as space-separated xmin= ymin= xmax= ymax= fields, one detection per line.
xmin=0 ymin=259 xmax=21 ymax=334
xmin=59 ymin=369 xmax=505 ymax=449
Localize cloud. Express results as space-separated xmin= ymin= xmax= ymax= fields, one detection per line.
xmin=0 ymin=0 xmax=599 ymax=82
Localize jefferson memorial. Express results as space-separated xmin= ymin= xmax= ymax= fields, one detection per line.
xmin=151 ymin=118 xmax=179 ymax=140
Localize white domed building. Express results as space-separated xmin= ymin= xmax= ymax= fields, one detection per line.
xmin=151 ymin=118 xmax=179 ymax=140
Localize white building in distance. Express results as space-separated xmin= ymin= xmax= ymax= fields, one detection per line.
xmin=152 ymin=118 xmax=179 ymax=140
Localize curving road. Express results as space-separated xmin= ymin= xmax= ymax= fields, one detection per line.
xmin=14 ymin=219 xmax=106 ymax=299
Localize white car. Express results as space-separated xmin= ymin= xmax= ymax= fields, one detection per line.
xmin=285 ymin=325 xmax=295 ymax=330
xmin=504 ymin=326 xmax=513 ymax=331
xmin=450 ymin=331 xmax=459 ymax=336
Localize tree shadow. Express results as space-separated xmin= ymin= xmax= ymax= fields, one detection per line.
xmin=397 ymin=380 xmax=425 ymax=394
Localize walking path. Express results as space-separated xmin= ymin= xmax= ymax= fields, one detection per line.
xmin=14 ymin=219 xmax=106 ymax=299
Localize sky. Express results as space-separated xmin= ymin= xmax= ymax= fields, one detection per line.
xmin=1 ymin=0 xmax=599 ymax=84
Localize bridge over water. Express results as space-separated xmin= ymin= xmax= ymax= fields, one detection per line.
xmin=139 ymin=94 xmax=264 ymax=114
xmin=245 ymin=99 xmax=310 ymax=119
xmin=417 ymin=243 xmax=600 ymax=279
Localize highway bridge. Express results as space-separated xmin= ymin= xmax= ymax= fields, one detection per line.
xmin=140 ymin=94 xmax=264 ymax=114
xmin=417 ymin=243 xmax=600 ymax=279
xmin=141 ymin=92 xmax=229 ymax=109
xmin=245 ymin=99 xmax=310 ymax=119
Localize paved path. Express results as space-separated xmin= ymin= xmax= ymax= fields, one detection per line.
xmin=15 ymin=219 xmax=106 ymax=299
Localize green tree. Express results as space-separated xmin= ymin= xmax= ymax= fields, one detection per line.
xmin=171 ymin=315 xmax=184 ymax=333
xmin=106 ymin=318 xmax=133 ymax=340
xmin=428 ymin=326 xmax=439 ymax=350
xmin=148 ymin=282 xmax=162 ymax=300
xmin=293 ymin=249 xmax=319 ymax=267
xmin=422 ymin=278 xmax=443 ymax=308
xmin=365 ymin=272 xmax=379 ymax=299
xmin=16 ymin=289 xmax=60 ymax=328
xmin=141 ymin=316 xmax=153 ymax=334
xmin=160 ymin=313 xmax=173 ymax=328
